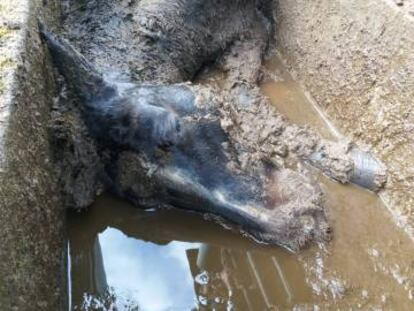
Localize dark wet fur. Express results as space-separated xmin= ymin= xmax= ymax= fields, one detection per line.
xmin=41 ymin=26 xmax=270 ymax=234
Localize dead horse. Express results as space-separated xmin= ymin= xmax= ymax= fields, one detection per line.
xmin=40 ymin=0 xmax=331 ymax=252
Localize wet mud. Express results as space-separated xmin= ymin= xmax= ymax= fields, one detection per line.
xmin=68 ymin=56 xmax=414 ymax=310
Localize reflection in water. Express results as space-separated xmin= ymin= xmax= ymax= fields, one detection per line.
xmin=99 ymin=230 xmax=197 ymax=310
xmin=68 ymin=195 xmax=312 ymax=310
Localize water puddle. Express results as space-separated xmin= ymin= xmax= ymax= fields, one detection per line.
xmin=68 ymin=55 xmax=414 ymax=310
xmin=261 ymin=55 xmax=414 ymax=309
xmin=68 ymin=195 xmax=311 ymax=310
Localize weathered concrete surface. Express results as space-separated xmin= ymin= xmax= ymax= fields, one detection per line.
xmin=0 ymin=0 xmax=66 ymax=310
xmin=275 ymin=0 xmax=414 ymax=238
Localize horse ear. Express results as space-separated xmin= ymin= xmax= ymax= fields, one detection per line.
xmin=39 ymin=22 xmax=114 ymax=102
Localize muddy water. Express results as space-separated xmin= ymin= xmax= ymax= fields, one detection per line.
xmin=68 ymin=196 xmax=312 ymax=310
xmin=68 ymin=55 xmax=414 ymax=310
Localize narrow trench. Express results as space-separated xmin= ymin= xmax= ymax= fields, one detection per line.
xmin=57 ymin=1 xmax=414 ymax=310
xmin=67 ymin=55 xmax=414 ymax=310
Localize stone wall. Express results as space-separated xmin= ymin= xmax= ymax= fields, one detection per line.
xmin=0 ymin=0 xmax=66 ymax=310
xmin=274 ymin=0 xmax=414 ymax=238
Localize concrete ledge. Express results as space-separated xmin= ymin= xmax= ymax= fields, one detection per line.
xmin=0 ymin=1 xmax=66 ymax=310
xmin=275 ymin=0 xmax=414 ymax=238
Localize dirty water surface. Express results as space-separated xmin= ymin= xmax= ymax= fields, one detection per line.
xmin=68 ymin=55 xmax=414 ymax=310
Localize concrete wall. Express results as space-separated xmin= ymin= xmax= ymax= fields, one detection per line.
xmin=275 ymin=0 xmax=414 ymax=238
xmin=0 ymin=1 xmax=66 ymax=310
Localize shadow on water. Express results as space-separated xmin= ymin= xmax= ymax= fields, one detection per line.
xmin=68 ymin=195 xmax=314 ymax=310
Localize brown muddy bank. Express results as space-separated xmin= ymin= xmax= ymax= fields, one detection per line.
xmin=275 ymin=0 xmax=414 ymax=239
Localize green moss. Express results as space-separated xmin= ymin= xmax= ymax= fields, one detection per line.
xmin=0 ymin=57 xmax=14 ymax=69
xmin=0 ymin=57 xmax=15 ymax=95
xmin=0 ymin=78 xmax=5 ymax=95
xmin=0 ymin=27 xmax=13 ymax=39
xmin=0 ymin=56 xmax=16 ymax=96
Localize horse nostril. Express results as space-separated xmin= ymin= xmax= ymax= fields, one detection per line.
xmin=325 ymin=226 xmax=333 ymax=237
xmin=300 ymin=215 xmax=316 ymax=231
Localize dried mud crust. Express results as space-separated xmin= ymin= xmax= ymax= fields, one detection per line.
xmin=61 ymin=0 xmax=270 ymax=83
xmin=49 ymin=79 xmax=104 ymax=209
xmin=196 ymin=38 xmax=387 ymax=191
xmin=192 ymin=83 xmax=386 ymax=192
